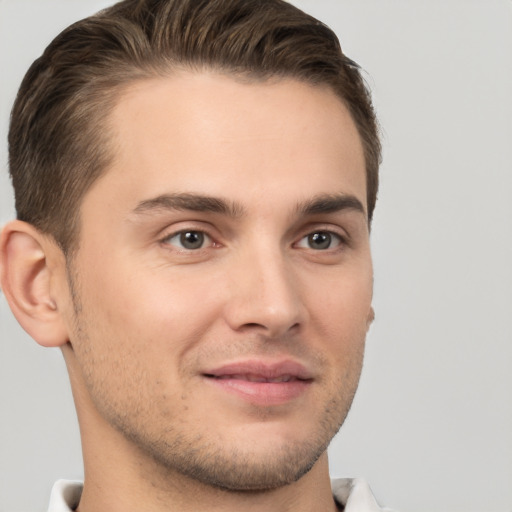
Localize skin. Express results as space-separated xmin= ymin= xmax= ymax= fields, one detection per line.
xmin=1 ymin=72 xmax=374 ymax=512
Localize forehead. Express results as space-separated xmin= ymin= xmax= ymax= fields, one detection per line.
xmin=85 ymin=71 xmax=366 ymax=216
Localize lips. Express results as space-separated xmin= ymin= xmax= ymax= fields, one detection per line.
xmin=204 ymin=360 xmax=312 ymax=379
xmin=213 ymin=374 xmax=298 ymax=383
xmin=202 ymin=360 xmax=313 ymax=405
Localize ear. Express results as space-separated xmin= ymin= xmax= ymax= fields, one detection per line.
xmin=366 ymin=306 xmax=375 ymax=331
xmin=0 ymin=220 xmax=69 ymax=347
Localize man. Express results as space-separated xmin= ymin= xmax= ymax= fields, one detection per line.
xmin=0 ymin=0 xmax=387 ymax=510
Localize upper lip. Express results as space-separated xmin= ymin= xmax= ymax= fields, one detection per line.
xmin=203 ymin=359 xmax=314 ymax=381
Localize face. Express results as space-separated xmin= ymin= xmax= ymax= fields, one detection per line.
xmin=63 ymin=72 xmax=373 ymax=491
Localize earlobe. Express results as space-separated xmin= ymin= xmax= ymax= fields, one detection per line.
xmin=0 ymin=220 xmax=69 ymax=347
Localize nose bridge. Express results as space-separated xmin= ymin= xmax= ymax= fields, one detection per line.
xmin=225 ymin=236 xmax=304 ymax=336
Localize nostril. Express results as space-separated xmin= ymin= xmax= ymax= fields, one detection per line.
xmin=242 ymin=322 xmax=265 ymax=329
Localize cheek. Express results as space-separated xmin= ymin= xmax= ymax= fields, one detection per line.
xmin=305 ymin=264 xmax=372 ymax=368
xmin=72 ymin=257 xmax=227 ymax=366
xmin=308 ymin=265 xmax=373 ymax=326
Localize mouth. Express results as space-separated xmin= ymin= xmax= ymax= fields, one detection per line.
xmin=207 ymin=373 xmax=303 ymax=383
xmin=202 ymin=360 xmax=313 ymax=405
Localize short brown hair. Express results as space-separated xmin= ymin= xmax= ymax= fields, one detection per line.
xmin=8 ymin=0 xmax=381 ymax=253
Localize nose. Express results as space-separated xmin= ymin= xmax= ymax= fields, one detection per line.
xmin=223 ymin=245 xmax=306 ymax=338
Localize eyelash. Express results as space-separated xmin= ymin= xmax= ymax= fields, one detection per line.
xmin=159 ymin=226 xmax=348 ymax=253
xmin=294 ymin=230 xmax=346 ymax=251
xmin=160 ymin=229 xmax=217 ymax=251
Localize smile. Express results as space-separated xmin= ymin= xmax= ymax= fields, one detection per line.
xmin=210 ymin=374 xmax=300 ymax=383
xmin=202 ymin=360 xmax=313 ymax=405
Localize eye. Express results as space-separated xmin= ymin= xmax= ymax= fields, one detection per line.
xmin=163 ymin=230 xmax=211 ymax=250
xmin=296 ymin=231 xmax=343 ymax=250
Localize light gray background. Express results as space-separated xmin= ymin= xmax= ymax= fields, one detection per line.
xmin=1 ymin=1 xmax=511 ymax=511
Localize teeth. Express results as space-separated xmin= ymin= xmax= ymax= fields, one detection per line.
xmin=216 ymin=374 xmax=294 ymax=383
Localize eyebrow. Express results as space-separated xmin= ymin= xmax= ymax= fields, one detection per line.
xmin=131 ymin=192 xmax=366 ymax=219
xmin=132 ymin=193 xmax=245 ymax=217
xmin=296 ymin=193 xmax=366 ymax=217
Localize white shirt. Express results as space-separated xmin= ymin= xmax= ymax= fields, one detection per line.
xmin=47 ymin=478 xmax=393 ymax=511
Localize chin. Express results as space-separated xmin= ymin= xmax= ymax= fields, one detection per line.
xmin=170 ymin=438 xmax=328 ymax=492
xmin=133 ymin=416 xmax=338 ymax=492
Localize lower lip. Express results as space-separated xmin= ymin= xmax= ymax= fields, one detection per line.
xmin=204 ymin=377 xmax=312 ymax=406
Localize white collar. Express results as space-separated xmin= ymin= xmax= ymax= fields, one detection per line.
xmin=47 ymin=478 xmax=391 ymax=512
xmin=47 ymin=480 xmax=82 ymax=512
xmin=331 ymin=478 xmax=392 ymax=511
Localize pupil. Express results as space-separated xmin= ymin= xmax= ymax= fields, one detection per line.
xmin=309 ymin=232 xmax=331 ymax=250
xmin=180 ymin=231 xmax=204 ymax=249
